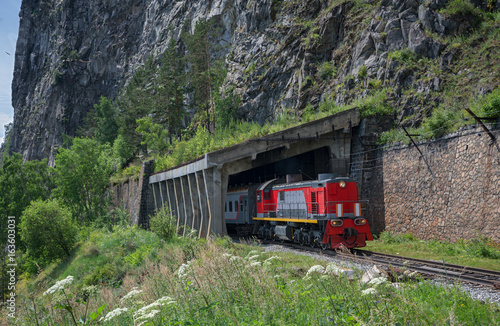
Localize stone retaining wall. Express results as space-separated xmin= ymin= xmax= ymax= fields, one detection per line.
xmin=358 ymin=126 xmax=499 ymax=242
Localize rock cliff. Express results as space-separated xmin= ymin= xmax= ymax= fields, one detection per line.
xmin=10 ymin=0 xmax=500 ymax=163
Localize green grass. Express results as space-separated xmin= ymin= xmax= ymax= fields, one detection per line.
xmin=7 ymin=227 xmax=500 ymax=325
xmin=362 ymin=231 xmax=500 ymax=271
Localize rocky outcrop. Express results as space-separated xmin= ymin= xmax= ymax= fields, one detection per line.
xmin=10 ymin=0 xmax=496 ymax=163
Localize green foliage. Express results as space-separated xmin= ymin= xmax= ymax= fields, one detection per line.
xmin=388 ymin=48 xmax=417 ymax=63
xmin=53 ymin=69 xmax=63 ymax=85
xmin=379 ymin=231 xmax=417 ymax=244
xmin=317 ymin=61 xmax=337 ymax=80
xmin=357 ymin=65 xmax=368 ymax=80
xmin=368 ymin=79 xmax=383 ymax=89
xmin=354 ymin=90 xmax=395 ymax=117
xmin=0 ymin=153 xmax=54 ymax=243
xmin=53 ymin=137 xmax=113 ymax=223
xmin=19 ymin=199 xmax=77 ymax=269
xmin=149 ymin=205 xmax=177 ymax=241
xmin=112 ymin=133 xmax=135 ymax=168
xmin=440 ymin=0 xmax=483 ymax=22
xmin=421 ymin=106 xmax=461 ymax=138
xmin=136 ymin=116 xmax=171 ymax=154
xmin=473 ymin=86 xmax=500 ymax=118
xmin=93 ymin=96 xmax=119 ymax=145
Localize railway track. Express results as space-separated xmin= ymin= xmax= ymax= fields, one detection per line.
xmin=250 ymin=238 xmax=500 ymax=288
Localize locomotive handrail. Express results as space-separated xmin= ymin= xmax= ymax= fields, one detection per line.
xmin=261 ymin=200 xmax=368 ymax=219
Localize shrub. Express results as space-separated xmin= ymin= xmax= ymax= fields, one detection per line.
xmin=19 ymin=199 xmax=78 ymax=268
xmin=358 ymin=65 xmax=368 ymax=79
xmin=149 ymin=205 xmax=177 ymax=241
xmin=422 ymin=106 xmax=460 ymax=138
xmin=475 ymin=86 xmax=500 ymax=118
xmin=317 ymin=61 xmax=336 ymax=80
xmin=388 ymin=48 xmax=417 ymax=63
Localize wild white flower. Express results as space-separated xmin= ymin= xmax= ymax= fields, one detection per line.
xmin=250 ymin=261 xmax=262 ymax=267
xmin=100 ymin=307 xmax=128 ymax=322
xmin=361 ymin=288 xmax=377 ymax=296
xmin=306 ymin=265 xmax=325 ymax=276
xmin=368 ymin=277 xmax=388 ymax=286
xmin=229 ymin=256 xmax=242 ymax=263
xmin=177 ymin=260 xmax=194 ymax=279
xmin=43 ymin=276 xmax=74 ymax=295
xmin=263 ymin=256 xmax=279 ymax=265
xmin=245 ymin=250 xmax=259 ymax=258
xmin=134 ymin=296 xmax=176 ymax=318
xmin=222 ymin=253 xmax=233 ymax=258
xmin=246 ymin=255 xmax=260 ymax=261
xmin=135 ymin=309 xmax=160 ymax=321
xmin=121 ymin=288 xmax=143 ymax=302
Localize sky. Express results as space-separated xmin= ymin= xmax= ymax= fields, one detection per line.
xmin=0 ymin=0 xmax=22 ymax=145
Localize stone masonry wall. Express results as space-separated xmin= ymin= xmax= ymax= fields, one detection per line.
xmin=375 ymin=126 xmax=499 ymax=242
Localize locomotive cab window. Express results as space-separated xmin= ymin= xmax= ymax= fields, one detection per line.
xmin=264 ymin=189 xmax=271 ymax=200
xmin=279 ymin=191 xmax=284 ymax=201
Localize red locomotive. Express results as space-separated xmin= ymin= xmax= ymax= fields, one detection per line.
xmin=225 ymin=174 xmax=373 ymax=249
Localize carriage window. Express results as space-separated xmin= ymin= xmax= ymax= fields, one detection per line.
xmin=229 ymin=201 xmax=233 ymax=212
xmin=234 ymin=201 xmax=238 ymax=212
xmin=225 ymin=202 xmax=227 ymax=212
xmin=240 ymin=201 xmax=244 ymax=211
xmin=264 ymin=189 xmax=271 ymax=200
xmin=279 ymin=191 xmax=284 ymax=201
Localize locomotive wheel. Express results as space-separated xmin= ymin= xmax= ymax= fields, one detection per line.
xmin=321 ymin=241 xmax=329 ymax=250
xmin=309 ymin=236 xmax=316 ymax=248
xmin=299 ymin=235 xmax=305 ymax=246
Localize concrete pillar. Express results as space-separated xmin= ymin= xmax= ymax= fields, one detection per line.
xmin=164 ymin=180 xmax=173 ymax=218
xmin=173 ymin=178 xmax=183 ymax=231
xmin=188 ymin=173 xmax=200 ymax=233
xmin=180 ymin=175 xmax=193 ymax=236
xmin=158 ymin=181 xmax=166 ymax=209
xmin=195 ymin=171 xmax=209 ymax=238
xmin=210 ymin=167 xmax=228 ymax=236
xmin=202 ymin=168 xmax=213 ymax=238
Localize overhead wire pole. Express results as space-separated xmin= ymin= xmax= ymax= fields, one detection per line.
xmin=402 ymin=126 xmax=434 ymax=177
xmin=464 ymin=108 xmax=497 ymax=144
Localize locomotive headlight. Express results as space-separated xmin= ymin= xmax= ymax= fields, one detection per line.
xmin=331 ymin=219 xmax=343 ymax=227
xmin=354 ymin=218 xmax=367 ymax=226
xmin=339 ymin=181 xmax=346 ymax=188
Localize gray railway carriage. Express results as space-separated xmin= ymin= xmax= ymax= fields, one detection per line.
xmin=224 ymin=183 xmax=260 ymax=235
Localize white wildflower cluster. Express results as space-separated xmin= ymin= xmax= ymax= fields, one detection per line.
xmin=43 ymin=276 xmax=74 ymax=296
xmin=368 ymin=277 xmax=389 ymax=286
xmin=250 ymin=261 xmax=262 ymax=267
xmin=120 ymin=287 xmax=143 ymax=302
xmin=361 ymin=288 xmax=377 ymax=296
xmin=306 ymin=265 xmax=325 ymax=277
xmin=136 ymin=310 xmax=160 ymax=326
xmin=133 ymin=296 xmax=176 ymax=325
xmin=246 ymin=255 xmax=260 ymax=261
xmin=245 ymin=250 xmax=260 ymax=258
xmin=263 ymin=256 xmax=279 ymax=266
xmin=100 ymin=307 xmax=128 ymax=322
xmin=177 ymin=260 xmax=194 ymax=279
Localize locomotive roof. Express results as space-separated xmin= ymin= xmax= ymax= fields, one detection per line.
xmin=271 ymin=177 xmax=355 ymax=190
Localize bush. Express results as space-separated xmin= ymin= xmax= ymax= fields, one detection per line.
xmin=149 ymin=205 xmax=177 ymax=241
xmin=317 ymin=61 xmax=336 ymax=80
xmin=422 ymin=106 xmax=460 ymax=138
xmin=388 ymin=48 xmax=417 ymax=63
xmin=19 ymin=199 xmax=78 ymax=268
xmin=477 ymin=87 xmax=500 ymax=118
